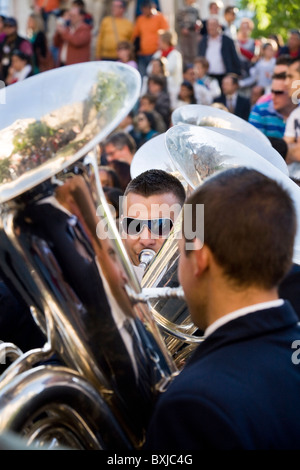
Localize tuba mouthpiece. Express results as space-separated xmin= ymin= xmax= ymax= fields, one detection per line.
xmin=138 ymin=249 xmax=156 ymax=270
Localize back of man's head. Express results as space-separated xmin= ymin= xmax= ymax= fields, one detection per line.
xmin=124 ymin=169 xmax=186 ymax=206
xmin=184 ymin=168 xmax=296 ymax=289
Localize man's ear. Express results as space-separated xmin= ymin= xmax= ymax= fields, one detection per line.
xmin=192 ymin=240 xmax=210 ymax=277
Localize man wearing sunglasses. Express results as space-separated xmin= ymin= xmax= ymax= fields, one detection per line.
xmin=120 ymin=169 xmax=186 ymax=269
xmin=249 ymin=74 xmax=297 ymax=139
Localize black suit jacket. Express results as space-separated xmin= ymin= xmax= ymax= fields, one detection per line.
xmin=214 ymin=93 xmax=251 ymax=121
xmin=145 ymin=302 xmax=300 ymax=450
xmin=198 ymin=33 xmax=241 ymax=76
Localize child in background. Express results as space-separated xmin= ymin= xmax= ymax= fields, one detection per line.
xmin=117 ymin=40 xmax=138 ymax=69
xmin=239 ymin=40 xmax=278 ymax=94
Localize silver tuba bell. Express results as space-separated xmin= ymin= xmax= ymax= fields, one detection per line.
xmin=0 ymin=62 xmax=178 ymax=450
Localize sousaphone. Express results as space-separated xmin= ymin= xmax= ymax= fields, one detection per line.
xmin=0 ymin=62 xmax=178 ymax=450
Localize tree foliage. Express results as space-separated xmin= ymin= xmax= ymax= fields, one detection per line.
xmin=237 ymin=0 xmax=299 ymax=41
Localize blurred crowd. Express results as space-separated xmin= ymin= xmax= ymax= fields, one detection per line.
xmin=0 ymin=0 xmax=299 ymax=219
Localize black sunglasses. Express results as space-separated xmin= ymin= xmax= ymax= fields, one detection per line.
xmin=271 ymin=89 xmax=285 ymax=95
xmin=122 ymin=217 xmax=173 ymax=236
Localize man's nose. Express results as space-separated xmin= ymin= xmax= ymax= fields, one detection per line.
xmin=138 ymin=226 xmax=156 ymax=245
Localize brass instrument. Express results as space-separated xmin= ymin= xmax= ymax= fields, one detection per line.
xmin=1 ymin=66 xmax=300 ymax=450
xmin=132 ymin=108 xmax=300 ymax=367
xmin=0 ymin=62 xmax=178 ymax=450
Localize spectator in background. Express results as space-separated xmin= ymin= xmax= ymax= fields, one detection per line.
xmin=103 ymin=186 xmax=124 ymax=226
xmin=117 ymin=40 xmax=138 ymax=69
xmin=222 ymin=5 xmax=238 ymax=42
xmin=141 ymin=56 xmax=168 ymax=96
xmin=198 ymin=17 xmax=241 ymax=88
xmin=193 ymin=55 xmax=221 ymax=100
xmin=99 ymin=165 xmax=122 ymax=189
xmin=214 ymin=73 xmax=251 ymax=121
xmin=175 ymin=0 xmax=202 ymax=67
xmin=0 ymin=17 xmax=33 ymax=82
xmin=135 ymin=0 xmax=161 ymax=17
xmin=71 ymin=0 xmax=93 ymax=28
xmin=135 ymin=111 xmax=159 ymax=148
xmin=236 ymin=17 xmax=256 ymax=79
xmin=173 ymin=80 xmax=197 ymax=109
xmin=151 ymin=30 xmax=183 ymax=110
xmin=256 ymin=55 xmax=293 ymax=104
xmin=138 ymin=93 xmax=167 ymax=133
xmin=27 ymin=12 xmax=54 ymax=74
xmin=279 ymin=29 xmax=300 ymax=59
xmin=108 ymin=160 xmax=132 ymax=192
xmin=239 ymin=40 xmax=277 ymax=94
xmin=250 ymin=85 xmax=265 ymax=109
xmin=200 ymin=1 xmax=223 ymax=36
xmin=34 ymin=0 xmax=62 ymax=31
xmin=132 ymin=0 xmax=169 ymax=77
xmin=5 ymin=49 xmax=33 ymax=85
xmin=114 ymin=111 xmax=140 ymax=145
xmin=53 ymin=5 xmax=91 ymax=66
xmin=147 ymin=74 xmax=171 ymax=128
xmin=95 ymin=0 xmax=133 ymax=61
xmin=249 ymin=74 xmax=297 ymax=139
xmin=102 ymin=132 xmax=137 ymax=166
xmin=181 ymin=62 xmax=212 ymax=105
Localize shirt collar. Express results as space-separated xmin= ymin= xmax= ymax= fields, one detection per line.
xmin=204 ymin=299 xmax=284 ymax=338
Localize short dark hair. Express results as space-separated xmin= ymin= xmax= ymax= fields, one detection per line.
xmin=140 ymin=93 xmax=157 ymax=105
xmin=224 ymin=6 xmax=237 ymax=14
xmin=224 ymin=73 xmax=239 ymax=86
xmin=99 ymin=165 xmax=121 ymax=188
xmin=183 ymin=168 xmax=296 ymax=289
xmin=72 ymin=0 xmax=85 ymax=6
xmin=124 ymin=169 xmax=186 ymax=206
xmin=290 ymin=57 xmax=300 ymax=74
xmin=147 ymin=74 xmax=166 ymax=89
xmin=141 ymin=0 xmax=153 ymax=8
xmin=276 ymin=54 xmax=293 ymax=66
xmin=104 ymin=131 xmax=136 ymax=154
xmin=12 ymin=49 xmax=30 ymax=63
xmin=138 ymin=111 xmax=157 ymax=130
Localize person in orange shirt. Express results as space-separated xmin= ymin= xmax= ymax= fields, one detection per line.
xmin=34 ymin=0 xmax=62 ymax=31
xmin=35 ymin=0 xmax=61 ymax=12
xmin=132 ymin=0 xmax=169 ymax=77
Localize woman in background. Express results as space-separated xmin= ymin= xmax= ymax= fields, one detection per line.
xmin=27 ymin=12 xmax=54 ymax=74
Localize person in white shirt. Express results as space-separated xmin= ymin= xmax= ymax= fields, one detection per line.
xmin=150 ymin=29 xmax=183 ymax=110
xmin=193 ymin=55 xmax=221 ymax=100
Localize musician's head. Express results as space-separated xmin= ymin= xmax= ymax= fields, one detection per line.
xmin=179 ymin=168 xmax=296 ymax=329
xmin=121 ymin=169 xmax=186 ymax=266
